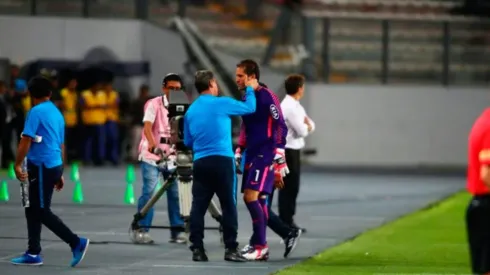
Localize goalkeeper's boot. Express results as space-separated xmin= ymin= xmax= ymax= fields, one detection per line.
xmin=240 ymin=244 xmax=253 ymax=254
xmin=242 ymin=245 xmax=269 ymax=261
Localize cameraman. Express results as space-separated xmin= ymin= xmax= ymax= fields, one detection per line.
xmin=134 ymin=74 xmax=185 ymax=244
xmin=184 ymin=70 xmax=257 ymax=262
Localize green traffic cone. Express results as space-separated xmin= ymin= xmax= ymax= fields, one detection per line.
xmin=126 ymin=164 xmax=136 ymax=184
xmin=124 ymin=181 xmax=135 ymax=205
xmin=70 ymin=163 xmax=80 ymax=182
xmin=7 ymin=162 xmax=15 ymax=180
xmin=0 ymin=180 xmax=9 ymax=202
xmin=72 ymin=180 xmax=84 ymax=204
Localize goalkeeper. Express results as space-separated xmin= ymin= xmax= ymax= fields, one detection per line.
xmin=233 ymin=59 xmax=293 ymax=261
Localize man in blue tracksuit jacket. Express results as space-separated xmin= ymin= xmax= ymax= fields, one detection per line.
xmin=184 ymin=70 xmax=257 ymax=262
xmin=10 ymin=76 xmax=89 ymax=267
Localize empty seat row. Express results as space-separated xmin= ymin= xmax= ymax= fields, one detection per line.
xmin=314 ymin=0 xmax=459 ymax=9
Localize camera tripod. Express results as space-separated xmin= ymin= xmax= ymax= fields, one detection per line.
xmin=129 ymin=152 xmax=224 ymax=245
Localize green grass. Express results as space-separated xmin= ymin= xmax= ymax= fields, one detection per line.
xmin=277 ymin=191 xmax=472 ymax=275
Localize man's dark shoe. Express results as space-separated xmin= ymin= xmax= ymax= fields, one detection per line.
xmin=284 ymin=228 xmax=302 ymax=258
xmin=192 ymin=248 xmax=208 ymax=262
xmin=224 ymin=248 xmax=247 ymax=262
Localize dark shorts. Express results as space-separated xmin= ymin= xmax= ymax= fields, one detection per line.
xmin=241 ymin=154 xmax=274 ymax=194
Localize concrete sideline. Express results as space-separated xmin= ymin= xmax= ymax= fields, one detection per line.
xmin=0 ymin=168 xmax=464 ymax=275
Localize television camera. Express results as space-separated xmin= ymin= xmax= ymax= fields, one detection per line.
xmin=129 ymin=89 xmax=224 ymax=244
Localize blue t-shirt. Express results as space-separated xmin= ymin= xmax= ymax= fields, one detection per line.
xmin=184 ymin=87 xmax=256 ymax=161
xmin=23 ymin=101 xmax=65 ymax=168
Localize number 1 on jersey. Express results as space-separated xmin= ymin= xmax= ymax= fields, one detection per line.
xmin=254 ymin=169 xmax=260 ymax=182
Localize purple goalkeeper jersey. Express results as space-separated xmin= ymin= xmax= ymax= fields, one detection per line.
xmin=238 ymin=86 xmax=288 ymax=157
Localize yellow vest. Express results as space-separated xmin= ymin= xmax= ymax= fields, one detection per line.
xmin=106 ymin=90 xmax=119 ymax=122
xmin=60 ymin=88 xmax=78 ymax=127
xmin=21 ymin=95 xmax=31 ymax=115
xmin=81 ymin=90 xmax=107 ymax=125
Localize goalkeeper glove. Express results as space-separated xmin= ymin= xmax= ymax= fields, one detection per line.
xmin=273 ymin=148 xmax=289 ymax=177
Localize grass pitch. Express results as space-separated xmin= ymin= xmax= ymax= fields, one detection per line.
xmin=277 ymin=191 xmax=471 ymax=275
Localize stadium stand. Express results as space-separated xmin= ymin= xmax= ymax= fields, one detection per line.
xmin=0 ymin=0 xmax=488 ymax=84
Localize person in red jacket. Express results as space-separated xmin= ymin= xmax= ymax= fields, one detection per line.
xmin=466 ymin=107 xmax=490 ymax=275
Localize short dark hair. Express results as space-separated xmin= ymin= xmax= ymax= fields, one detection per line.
xmin=236 ymin=59 xmax=260 ymax=80
xmin=28 ymin=76 xmax=53 ymax=99
xmin=284 ymin=74 xmax=305 ymax=95
xmin=162 ymin=73 xmax=183 ymax=87
xmin=194 ymin=70 xmax=215 ymax=93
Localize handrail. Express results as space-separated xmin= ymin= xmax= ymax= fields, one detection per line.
xmin=171 ymin=17 xmax=232 ymax=99
xmin=183 ymin=18 xmax=240 ymax=100
xmin=301 ymin=10 xmax=490 ymax=22
xmin=182 ymin=18 xmax=242 ymax=143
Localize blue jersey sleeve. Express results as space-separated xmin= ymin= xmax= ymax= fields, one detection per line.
xmin=218 ymin=86 xmax=256 ymax=116
xmin=22 ymin=109 xmax=40 ymax=139
xmin=264 ymin=90 xmax=288 ymax=149
xmin=183 ymin=114 xmax=193 ymax=148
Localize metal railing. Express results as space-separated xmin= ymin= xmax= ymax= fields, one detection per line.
xmin=263 ymin=7 xmax=490 ymax=86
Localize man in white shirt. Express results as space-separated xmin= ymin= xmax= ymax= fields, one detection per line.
xmin=279 ymin=74 xmax=315 ymax=232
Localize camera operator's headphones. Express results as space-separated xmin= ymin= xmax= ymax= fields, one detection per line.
xmin=162 ymin=73 xmax=184 ymax=90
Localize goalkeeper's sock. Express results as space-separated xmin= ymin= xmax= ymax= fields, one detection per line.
xmin=246 ymin=200 xmax=266 ymax=246
xmin=258 ymin=195 xmax=269 ymax=222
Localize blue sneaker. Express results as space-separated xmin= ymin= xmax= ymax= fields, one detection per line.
xmin=11 ymin=253 xmax=43 ymax=266
xmin=70 ymin=237 xmax=90 ymax=267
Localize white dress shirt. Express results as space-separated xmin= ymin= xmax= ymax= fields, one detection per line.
xmin=281 ymin=95 xmax=315 ymax=150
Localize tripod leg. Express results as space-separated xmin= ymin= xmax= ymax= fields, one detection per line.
xmin=139 ymin=173 xmax=176 ymax=216
xmin=129 ymin=172 xmax=177 ymax=242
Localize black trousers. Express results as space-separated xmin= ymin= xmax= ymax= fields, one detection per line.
xmin=26 ymin=161 xmax=79 ymax=255
xmin=189 ymin=155 xmax=238 ymax=250
xmin=266 ymin=188 xmax=291 ymax=239
xmin=467 ymin=195 xmax=490 ymax=275
xmin=278 ymin=148 xmax=301 ymax=225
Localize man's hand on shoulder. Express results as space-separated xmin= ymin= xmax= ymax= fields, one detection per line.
xmin=245 ymin=78 xmax=259 ymax=90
